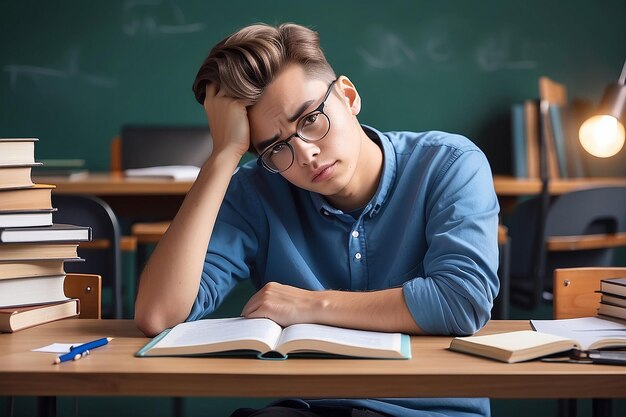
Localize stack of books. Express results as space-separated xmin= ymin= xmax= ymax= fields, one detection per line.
xmin=0 ymin=138 xmax=92 ymax=332
xmin=598 ymin=277 xmax=626 ymax=321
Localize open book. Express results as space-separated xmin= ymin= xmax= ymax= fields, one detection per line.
xmin=449 ymin=317 xmax=626 ymax=363
xmin=136 ymin=317 xmax=411 ymax=360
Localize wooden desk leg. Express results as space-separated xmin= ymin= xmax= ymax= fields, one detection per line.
xmin=37 ymin=396 xmax=56 ymax=417
xmin=557 ymin=399 xmax=576 ymax=417
xmin=172 ymin=397 xmax=184 ymax=417
xmin=7 ymin=396 xmax=15 ymax=417
xmin=592 ymin=399 xmax=612 ymax=417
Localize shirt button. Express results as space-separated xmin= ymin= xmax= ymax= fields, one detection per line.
xmin=351 ymin=230 xmax=359 ymax=238
xmin=354 ymin=252 xmax=362 ymax=260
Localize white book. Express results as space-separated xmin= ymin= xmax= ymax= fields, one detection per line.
xmin=0 ymin=275 xmax=69 ymax=308
xmin=0 ymin=223 xmax=91 ymax=243
xmin=531 ymin=316 xmax=626 ymax=350
xmin=137 ymin=317 xmax=411 ymax=360
xmin=0 ymin=210 xmax=54 ymax=228
xmin=124 ymin=165 xmax=200 ymax=181
xmin=449 ymin=317 xmax=626 ymax=363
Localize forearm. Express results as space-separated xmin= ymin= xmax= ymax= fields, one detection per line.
xmin=134 ymin=151 xmax=240 ymax=336
xmin=315 ymin=287 xmax=423 ymax=334
xmin=242 ymin=283 xmax=423 ymax=334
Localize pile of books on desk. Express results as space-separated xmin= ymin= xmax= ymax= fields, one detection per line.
xmin=0 ymin=138 xmax=91 ymax=332
xmin=598 ymin=277 xmax=626 ymax=321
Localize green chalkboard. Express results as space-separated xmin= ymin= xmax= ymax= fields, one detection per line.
xmin=1 ymin=0 xmax=625 ymax=175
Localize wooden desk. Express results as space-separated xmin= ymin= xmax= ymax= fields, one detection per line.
xmin=34 ymin=173 xmax=190 ymax=219
xmin=33 ymin=173 xmax=192 ymax=195
xmin=1 ymin=319 xmax=625 ymax=399
xmin=493 ymin=175 xmax=626 ymax=197
xmin=37 ymin=173 xmax=626 ymax=198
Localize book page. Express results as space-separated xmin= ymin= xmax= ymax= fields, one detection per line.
xmin=531 ymin=316 xmax=626 ymax=350
xmin=276 ymin=323 xmax=402 ymax=357
xmin=152 ymin=317 xmax=283 ymax=350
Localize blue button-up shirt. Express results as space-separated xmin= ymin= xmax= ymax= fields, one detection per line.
xmin=189 ymin=125 xmax=500 ymax=417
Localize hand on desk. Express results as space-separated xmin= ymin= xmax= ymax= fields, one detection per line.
xmin=241 ymin=281 xmax=422 ymax=334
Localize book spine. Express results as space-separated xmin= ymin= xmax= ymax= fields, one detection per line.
xmin=524 ymin=100 xmax=540 ymax=178
xmin=549 ymin=105 xmax=569 ymax=178
xmin=511 ymin=104 xmax=527 ymax=178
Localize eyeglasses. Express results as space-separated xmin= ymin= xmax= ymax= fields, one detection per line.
xmin=257 ymin=79 xmax=337 ymax=173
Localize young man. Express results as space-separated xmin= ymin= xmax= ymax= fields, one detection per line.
xmin=135 ymin=23 xmax=499 ymax=417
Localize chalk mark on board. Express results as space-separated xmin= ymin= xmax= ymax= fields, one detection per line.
xmin=123 ymin=0 xmax=205 ymax=37
xmin=3 ymin=48 xmax=117 ymax=91
xmin=357 ymin=30 xmax=416 ymax=69
xmin=475 ymin=32 xmax=536 ymax=72
xmin=357 ymin=25 xmax=537 ymax=73
xmin=425 ymin=35 xmax=454 ymax=65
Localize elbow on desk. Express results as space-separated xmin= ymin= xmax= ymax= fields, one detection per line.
xmin=134 ymin=312 xmax=164 ymax=337
xmin=134 ymin=304 xmax=175 ymax=337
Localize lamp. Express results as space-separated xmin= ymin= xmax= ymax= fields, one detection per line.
xmin=578 ymin=58 xmax=626 ymax=158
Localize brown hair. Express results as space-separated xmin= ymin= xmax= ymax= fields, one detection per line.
xmin=192 ymin=23 xmax=336 ymax=105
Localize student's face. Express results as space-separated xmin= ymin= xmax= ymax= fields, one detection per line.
xmin=248 ymin=65 xmax=363 ymax=196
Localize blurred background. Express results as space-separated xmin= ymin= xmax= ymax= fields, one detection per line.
xmin=1 ymin=0 xmax=625 ymax=176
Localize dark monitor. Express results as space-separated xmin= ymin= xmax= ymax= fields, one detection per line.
xmin=120 ymin=125 xmax=213 ymax=169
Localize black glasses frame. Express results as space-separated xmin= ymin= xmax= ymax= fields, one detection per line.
xmin=257 ymin=79 xmax=337 ymax=173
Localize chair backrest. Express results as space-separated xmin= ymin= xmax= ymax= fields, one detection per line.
xmin=492 ymin=224 xmax=511 ymax=319
xmin=553 ymin=267 xmax=626 ymax=319
xmin=508 ymin=186 xmax=626 ymax=309
xmin=111 ymin=125 xmax=212 ymax=171
xmin=64 ymin=274 xmax=102 ymax=319
xmin=52 ymin=195 xmax=122 ymax=318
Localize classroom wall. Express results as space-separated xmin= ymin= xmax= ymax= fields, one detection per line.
xmin=1 ymin=0 xmax=625 ymax=175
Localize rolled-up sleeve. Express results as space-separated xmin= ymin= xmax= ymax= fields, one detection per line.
xmin=186 ymin=173 xmax=263 ymax=322
xmin=403 ymin=148 xmax=500 ymax=335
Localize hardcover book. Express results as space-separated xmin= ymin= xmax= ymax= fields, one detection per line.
xmin=0 ymin=299 xmax=79 ymax=332
xmin=0 ymin=242 xmax=79 ymax=261
xmin=0 ymin=209 xmax=55 ymax=228
xmin=0 ymin=275 xmax=69 ymax=308
xmin=0 ymin=224 xmax=92 ymax=243
xmin=137 ymin=317 xmax=411 ymax=360
xmin=0 ymin=184 xmax=54 ymax=211
xmin=0 ymin=138 xmax=37 ymax=165
xmin=598 ymin=303 xmax=626 ymax=321
xmin=0 ymin=164 xmax=41 ymax=189
xmin=0 ymin=259 xmax=73 ymax=280
xmin=600 ymin=277 xmax=626 ymax=297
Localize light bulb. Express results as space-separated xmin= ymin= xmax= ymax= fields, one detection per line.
xmin=578 ymin=114 xmax=625 ymax=158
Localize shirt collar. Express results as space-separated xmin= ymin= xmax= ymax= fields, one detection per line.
xmin=311 ymin=124 xmax=397 ymax=219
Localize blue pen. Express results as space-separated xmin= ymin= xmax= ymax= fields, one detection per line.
xmin=53 ymin=337 xmax=113 ymax=364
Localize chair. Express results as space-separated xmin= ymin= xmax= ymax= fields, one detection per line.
xmin=553 ymin=267 xmax=626 ymax=417
xmin=52 ymin=195 xmax=123 ymax=319
xmin=507 ymin=186 xmax=626 ymax=310
xmin=492 ymin=224 xmax=511 ymax=319
xmin=64 ymin=273 xmax=102 ymax=319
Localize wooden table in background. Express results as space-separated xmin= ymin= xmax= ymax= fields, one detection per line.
xmin=37 ymin=173 xmax=626 ymax=198
xmin=33 ymin=173 xmax=191 ymax=220
xmin=1 ymin=319 xmax=625 ymax=399
xmin=35 ymin=173 xmax=626 ymax=219
xmin=492 ymin=175 xmax=626 ymax=196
